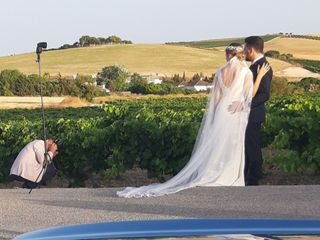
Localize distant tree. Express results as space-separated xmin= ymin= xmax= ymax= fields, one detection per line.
xmin=27 ymin=74 xmax=40 ymax=96
xmin=60 ymin=44 xmax=73 ymax=50
xmin=79 ymin=35 xmax=90 ymax=46
xmin=79 ymin=35 xmax=100 ymax=46
xmin=265 ymin=50 xmax=280 ymax=58
xmin=89 ymin=36 xmax=100 ymax=45
xmin=279 ymin=53 xmax=293 ymax=61
xmin=207 ymin=74 xmax=215 ymax=83
xmin=98 ymin=37 xmax=106 ymax=44
xmin=74 ymin=75 xmax=101 ymax=100
xmin=96 ymin=65 xmax=129 ymax=91
xmin=192 ymin=73 xmax=201 ymax=82
xmin=0 ymin=69 xmax=101 ymax=99
xmin=121 ymin=40 xmax=133 ymax=44
xmin=130 ymin=73 xmax=147 ymax=85
xmin=172 ymin=74 xmax=183 ymax=85
xmin=106 ymin=35 xmax=122 ymax=44
xmin=56 ymin=35 xmax=132 ymax=50
xmin=0 ymin=69 xmax=30 ymax=96
xmin=182 ymin=72 xmax=186 ymax=80
xmin=286 ymin=53 xmax=293 ymax=58
xmin=0 ymin=70 xmax=14 ymax=95
xmin=203 ymin=76 xmax=212 ymax=83
xmin=172 ymin=74 xmax=180 ymax=81
xmin=128 ymin=73 xmax=148 ymax=94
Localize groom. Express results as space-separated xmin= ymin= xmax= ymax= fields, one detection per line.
xmin=244 ymin=36 xmax=273 ymax=186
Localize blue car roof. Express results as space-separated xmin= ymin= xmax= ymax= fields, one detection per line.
xmin=15 ymin=218 xmax=320 ymax=240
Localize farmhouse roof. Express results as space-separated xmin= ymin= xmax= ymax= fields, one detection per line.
xmin=195 ymin=80 xmax=211 ymax=86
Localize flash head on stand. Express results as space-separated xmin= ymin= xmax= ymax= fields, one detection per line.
xmin=36 ymin=42 xmax=47 ymax=54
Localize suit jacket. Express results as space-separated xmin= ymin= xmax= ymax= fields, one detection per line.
xmin=248 ymin=56 xmax=273 ymax=123
xmin=10 ymin=140 xmax=53 ymax=182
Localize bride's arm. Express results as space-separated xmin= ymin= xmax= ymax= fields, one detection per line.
xmin=228 ymin=70 xmax=253 ymax=114
xmin=252 ymin=63 xmax=271 ymax=97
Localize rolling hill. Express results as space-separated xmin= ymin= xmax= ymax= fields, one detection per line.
xmin=0 ymin=35 xmax=319 ymax=79
xmin=0 ymin=43 xmax=293 ymax=78
xmin=0 ymin=44 xmax=226 ymax=77
xmin=265 ymin=37 xmax=320 ymax=60
xmin=166 ymin=35 xmax=279 ymax=49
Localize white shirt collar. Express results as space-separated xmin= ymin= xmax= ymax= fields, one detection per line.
xmin=252 ymin=55 xmax=264 ymax=65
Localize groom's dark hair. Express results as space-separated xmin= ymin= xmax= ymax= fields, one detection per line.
xmin=245 ymin=36 xmax=264 ymax=53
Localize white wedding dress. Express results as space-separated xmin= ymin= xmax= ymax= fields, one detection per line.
xmin=117 ymin=56 xmax=253 ymax=198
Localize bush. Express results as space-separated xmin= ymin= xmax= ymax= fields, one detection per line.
xmin=0 ymin=70 xmax=28 ymax=96
xmin=271 ymin=76 xmax=291 ymax=95
xmin=289 ymin=77 xmax=320 ymax=93
xmin=263 ymin=94 xmax=320 ymax=173
xmin=265 ymin=50 xmax=280 ymax=58
xmin=96 ymin=65 xmax=129 ymax=91
xmin=0 ymin=69 xmax=101 ymax=100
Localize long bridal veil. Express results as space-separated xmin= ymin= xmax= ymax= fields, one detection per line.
xmin=117 ymin=56 xmax=253 ymax=198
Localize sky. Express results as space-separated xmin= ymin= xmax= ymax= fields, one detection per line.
xmin=0 ymin=0 xmax=319 ymax=56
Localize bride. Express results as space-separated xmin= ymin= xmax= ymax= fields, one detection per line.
xmin=117 ymin=43 xmax=270 ymax=198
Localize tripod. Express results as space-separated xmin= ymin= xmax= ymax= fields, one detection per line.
xmin=29 ymin=42 xmax=49 ymax=194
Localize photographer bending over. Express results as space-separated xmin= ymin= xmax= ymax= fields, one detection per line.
xmin=10 ymin=138 xmax=58 ymax=189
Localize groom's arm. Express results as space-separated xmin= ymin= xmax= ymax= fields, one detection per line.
xmin=251 ymin=67 xmax=273 ymax=109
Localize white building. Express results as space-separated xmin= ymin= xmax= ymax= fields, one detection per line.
xmin=178 ymin=79 xmax=213 ymax=92
xmin=96 ymin=83 xmax=110 ymax=93
xmin=71 ymin=74 xmax=78 ymax=80
xmin=143 ymin=74 xmax=163 ymax=84
xmin=194 ymin=80 xmax=213 ymax=91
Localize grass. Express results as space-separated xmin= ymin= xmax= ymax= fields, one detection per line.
xmin=265 ymin=37 xmax=320 ymax=60
xmin=2 ymin=35 xmax=319 ymax=79
xmin=0 ymin=44 xmax=226 ymax=77
xmin=265 ymin=58 xmax=293 ymax=72
xmin=0 ymin=43 xmax=294 ymax=78
xmin=0 ymin=42 xmax=292 ymax=77
xmin=167 ymin=35 xmax=279 ymax=49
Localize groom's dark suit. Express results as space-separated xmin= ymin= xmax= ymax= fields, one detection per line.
xmin=245 ymin=56 xmax=273 ymax=185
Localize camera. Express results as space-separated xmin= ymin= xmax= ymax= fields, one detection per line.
xmin=53 ymin=138 xmax=61 ymax=145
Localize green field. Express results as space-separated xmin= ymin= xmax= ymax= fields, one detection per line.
xmin=167 ymin=35 xmax=279 ymax=49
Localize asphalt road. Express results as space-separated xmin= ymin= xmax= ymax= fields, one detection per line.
xmin=1 ymin=185 xmax=320 ymax=239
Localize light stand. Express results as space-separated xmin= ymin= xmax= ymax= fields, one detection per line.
xmin=29 ymin=42 xmax=49 ymax=194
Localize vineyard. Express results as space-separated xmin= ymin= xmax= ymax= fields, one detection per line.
xmin=167 ymin=35 xmax=279 ymax=49
xmin=0 ymin=94 xmax=319 ymax=186
xmin=292 ymin=59 xmax=320 ymax=73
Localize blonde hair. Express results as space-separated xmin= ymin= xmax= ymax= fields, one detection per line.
xmin=235 ymin=51 xmax=245 ymax=61
xmin=225 ymin=43 xmax=244 ymax=61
